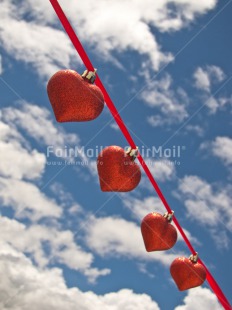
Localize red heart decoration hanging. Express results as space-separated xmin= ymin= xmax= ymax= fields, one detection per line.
xmin=97 ymin=146 xmax=141 ymax=192
xmin=170 ymin=255 xmax=207 ymax=291
xmin=47 ymin=69 xmax=104 ymax=122
xmin=141 ymin=212 xmax=177 ymax=251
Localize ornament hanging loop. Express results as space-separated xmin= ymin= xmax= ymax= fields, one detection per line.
xmin=189 ymin=252 xmax=199 ymax=263
xmin=82 ymin=68 xmax=97 ymax=84
xmin=163 ymin=210 xmax=174 ymax=222
xmin=126 ymin=146 xmax=139 ymax=161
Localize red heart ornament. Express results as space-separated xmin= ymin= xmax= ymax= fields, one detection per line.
xmin=170 ymin=256 xmax=207 ymax=291
xmin=141 ymin=212 xmax=177 ymax=251
xmin=97 ymin=146 xmax=141 ymax=192
xmin=47 ymin=69 xmax=104 ymax=122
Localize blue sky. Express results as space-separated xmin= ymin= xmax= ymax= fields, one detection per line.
xmin=0 ymin=0 xmax=231 ymax=309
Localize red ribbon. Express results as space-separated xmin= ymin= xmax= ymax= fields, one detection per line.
xmin=49 ymin=1 xmax=231 ymax=309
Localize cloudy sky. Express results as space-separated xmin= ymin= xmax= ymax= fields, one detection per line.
xmin=0 ymin=0 xmax=231 ymax=309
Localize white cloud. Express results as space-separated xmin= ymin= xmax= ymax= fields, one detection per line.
xmin=36 ymin=0 xmax=218 ymax=34
xmin=142 ymin=74 xmax=189 ymax=127
xmin=0 ymin=0 xmax=217 ymax=80
xmin=210 ymin=228 xmax=230 ymax=249
xmin=175 ymin=287 xmax=223 ymax=310
xmin=137 ymin=159 xmax=176 ymax=191
xmin=3 ymin=102 xmax=80 ymax=147
xmin=2 ymin=102 xmax=98 ymax=177
xmin=85 ymin=215 xmax=183 ymax=266
xmin=178 ymin=175 xmax=232 ymax=226
xmin=110 ymin=122 xmax=120 ymax=131
xmin=0 ymin=101 xmax=99 ymax=224
xmin=193 ymin=65 xmax=226 ymax=92
xmin=194 ymin=67 xmax=211 ymax=92
xmin=192 ymin=65 xmax=230 ymax=114
xmin=208 ymin=65 xmax=226 ymax=83
xmin=177 ymin=175 xmax=232 ymax=248
xmin=50 ymin=182 xmax=84 ymax=215
xmin=0 ymin=216 xmax=110 ymax=283
xmin=0 ymin=101 xmax=110 ymax=282
xmin=123 ymin=195 xmax=165 ymax=221
xmin=0 ymin=117 xmax=26 ymax=144
xmin=0 ymin=177 xmax=62 ymax=221
xmin=146 ymin=159 xmax=176 ymax=182
xmin=0 ymin=106 xmax=73 ymax=221
xmin=0 ymin=142 xmax=45 ymax=180
xmin=0 ymin=244 xmax=160 ymax=310
xmin=68 ymin=204 xmax=83 ymax=215
xmin=0 ymin=244 xmax=223 ymax=310
xmin=0 ymin=1 xmax=79 ymax=80
xmin=211 ymin=136 xmax=232 ymax=166
xmin=53 ymin=0 xmax=217 ymax=58
xmin=204 ymin=96 xmax=232 ymax=114
xmin=147 ymin=115 xmax=165 ymax=127
xmin=0 ymin=122 xmax=107 ymax=282
xmin=205 ymin=96 xmax=220 ymax=114
xmin=186 ymin=125 xmax=204 ymax=137
xmin=0 ymin=121 xmax=45 ymax=180
xmin=97 ymin=289 xmax=160 ymax=310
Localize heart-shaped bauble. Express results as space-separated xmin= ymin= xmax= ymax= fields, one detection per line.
xmin=97 ymin=146 xmax=141 ymax=192
xmin=141 ymin=212 xmax=177 ymax=251
xmin=170 ymin=257 xmax=207 ymax=291
xmin=47 ymin=69 xmax=104 ymax=122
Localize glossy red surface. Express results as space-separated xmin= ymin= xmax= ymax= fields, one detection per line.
xmin=141 ymin=212 xmax=177 ymax=251
xmin=97 ymin=146 xmax=141 ymax=192
xmin=47 ymin=69 xmax=104 ymax=122
xmin=170 ymin=257 xmax=207 ymax=291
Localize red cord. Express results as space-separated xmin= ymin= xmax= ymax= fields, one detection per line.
xmin=49 ymin=1 xmax=231 ymax=309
